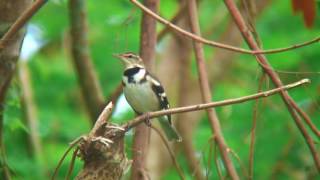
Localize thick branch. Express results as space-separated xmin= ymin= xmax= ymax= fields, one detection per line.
xmin=0 ymin=0 xmax=47 ymax=50
xmin=19 ymin=62 xmax=43 ymax=160
xmin=68 ymin=0 xmax=105 ymax=123
xmin=0 ymin=0 xmax=33 ymax=179
xmin=123 ymin=79 xmax=310 ymax=131
xmin=130 ymin=0 xmax=319 ymax=55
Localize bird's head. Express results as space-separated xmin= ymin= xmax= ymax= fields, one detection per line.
xmin=114 ymin=52 xmax=144 ymax=68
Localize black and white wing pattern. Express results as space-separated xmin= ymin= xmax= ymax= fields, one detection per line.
xmin=148 ymin=74 xmax=172 ymax=124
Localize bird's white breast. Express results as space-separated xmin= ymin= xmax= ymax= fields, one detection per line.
xmin=123 ymin=81 xmax=159 ymax=113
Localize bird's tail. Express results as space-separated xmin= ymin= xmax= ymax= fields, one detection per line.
xmin=158 ymin=116 xmax=182 ymax=142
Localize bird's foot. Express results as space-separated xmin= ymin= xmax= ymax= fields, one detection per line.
xmin=92 ymin=136 xmax=114 ymax=148
xmin=105 ymin=124 xmax=125 ymax=131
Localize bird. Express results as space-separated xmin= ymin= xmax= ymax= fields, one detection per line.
xmin=114 ymin=52 xmax=181 ymax=142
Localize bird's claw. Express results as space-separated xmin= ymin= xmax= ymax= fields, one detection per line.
xmin=92 ymin=137 xmax=114 ymax=148
xmin=105 ymin=125 xmax=125 ymax=131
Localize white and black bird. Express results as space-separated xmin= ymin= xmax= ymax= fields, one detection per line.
xmin=114 ymin=52 xmax=181 ymax=141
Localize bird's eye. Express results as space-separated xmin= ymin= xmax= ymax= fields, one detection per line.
xmin=127 ymin=55 xmax=133 ymax=58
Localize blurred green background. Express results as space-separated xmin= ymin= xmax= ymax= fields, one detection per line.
xmin=2 ymin=0 xmax=320 ymax=179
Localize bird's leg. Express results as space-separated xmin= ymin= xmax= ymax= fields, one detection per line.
xmin=144 ymin=112 xmax=152 ymax=127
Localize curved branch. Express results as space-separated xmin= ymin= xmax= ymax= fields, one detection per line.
xmin=130 ymin=0 xmax=319 ymax=55
xmin=223 ymin=0 xmax=320 ymax=172
xmin=0 ymin=0 xmax=47 ymax=50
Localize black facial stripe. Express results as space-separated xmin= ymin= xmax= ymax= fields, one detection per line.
xmin=124 ymin=67 xmax=142 ymax=83
xmin=124 ymin=67 xmax=141 ymax=77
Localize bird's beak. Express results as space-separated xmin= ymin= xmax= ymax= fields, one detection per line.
xmin=113 ymin=53 xmax=128 ymax=66
xmin=112 ymin=53 xmax=122 ymax=59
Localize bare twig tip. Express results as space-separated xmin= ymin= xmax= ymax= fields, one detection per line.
xmin=301 ymin=78 xmax=311 ymax=84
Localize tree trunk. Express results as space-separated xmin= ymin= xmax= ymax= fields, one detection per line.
xmin=0 ymin=0 xmax=32 ymax=179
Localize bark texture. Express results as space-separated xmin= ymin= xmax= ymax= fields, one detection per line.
xmin=76 ymin=125 xmax=127 ymax=180
xmin=0 ymin=0 xmax=32 ymax=179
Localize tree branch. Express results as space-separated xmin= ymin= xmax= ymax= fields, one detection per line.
xmin=123 ymin=79 xmax=310 ymax=132
xmin=68 ymin=0 xmax=105 ymax=124
xmin=0 ymin=0 xmax=33 ymax=179
xmin=75 ymin=102 xmax=128 ymax=180
xmin=249 ymin=74 xmax=265 ymax=180
xmin=186 ymin=0 xmax=239 ymax=178
xmin=0 ymin=0 xmax=47 ymax=50
xmin=150 ymin=125 xmax=186 ymax=180
xmin=130 ymin=0 xmax=319 ymax=55
xmin=131 ymin=0 xmax=159 ymax=179
xmin=223 ymin=0 xmax=320 ymax=172
xmin=55 ymin=79 xmax=309 ymax=179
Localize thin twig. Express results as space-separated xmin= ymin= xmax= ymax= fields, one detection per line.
xmin=289 ymin=99 xmax=320 ymax=137
xmin=65 ymin=148 xmax=79 ymax=180
xmin=51 ymin=137 xmax=84 ymax=180
xmin=0 ymin=0 xmax=47 ymax=50
xmin=130 ymin=0 xmax=320 ymax=55
xmin=227 ymin=148 xmax=249 ymax=179
xmin=223 ymin=0 xmax=320 ymax=172
xmin=214 ymin=141 xmax=223 ymax=180
xmin=186 ymin=0 xmax=239 ymax=178
xmin=157 ymin=0 xmax=203 ymax=41
xmin=150 ymin=125 xmax=186 ymax=180
xmin=206 ymin=139 xmax=213 ymax=180
xmin=249 ymin=74 xmax=265 ymax=179
xmin=157 ymin=4 xmax=186 ymax=41
xmin=123 ymin=78 xmax=310 ymax=131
